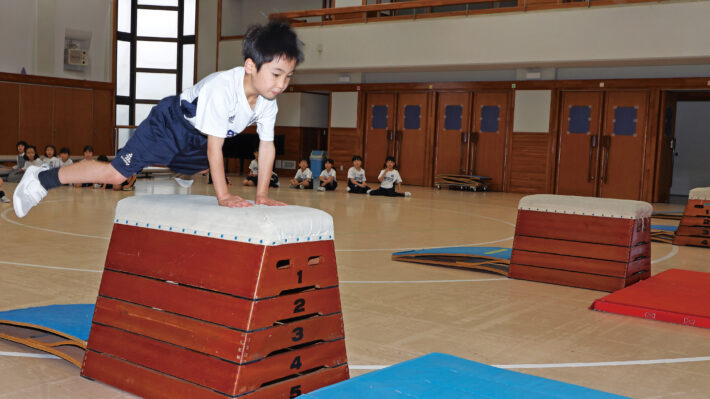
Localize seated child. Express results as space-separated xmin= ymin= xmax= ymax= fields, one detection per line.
xmin=290 ymin=158 xmax=312 ymax=189
xmin=11 ymin=141 xmax=27 ymax=171
xmin=243 ymin=150 xmax=259 ymax=186
xmin=368 ymin=156 xmax=411 ymax=197
xmin=0 ymin=177 xmax=9 ymax=203
xmin=42 ymin=145 xmax=59 ymax=169
xmin=317 ymin=158 xmax=337 ymax=191
xmin=7 ymin=145 xmax=42 ymax=182
xmin=347 ymin=155 xmax=369 ymax=194
xmin=95 ymin=155 xmax=136 ymax=190
xmin=57 ymin=147 xmax=73 ymax=167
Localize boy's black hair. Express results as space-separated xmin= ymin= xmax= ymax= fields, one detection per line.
xmin=325 ymin=158 xmax=334 ymax=165
xmin=23 ymin=145 xmax=37 ymax=160
xmin=83 ymin=145 xmax=94 ymax=153
xmin=383 ymin=156 xmax=397 ymax=169
xmin=299 ymin=158 xmax=309 ymax=164
xmin=44 ymin=144 xmax=56 ymax=156
xmin=97 ymin=155 xmax=110 ymax=163
xmin=351 ymin=155 xmax=363 ymax=162
xmin=242 ymin=20 xmax=304 ymax=70
xmin=16 ymin=140 xmax=28 ymax=149
xmin=59 ymin=147 xmax=70 ymax=155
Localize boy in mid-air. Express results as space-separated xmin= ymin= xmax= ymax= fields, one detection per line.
xmin=13 ymin=21 xmax=303 ymax=218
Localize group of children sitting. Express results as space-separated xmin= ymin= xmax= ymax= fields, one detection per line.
xmin=287 ymin=155 xmax=411 ymax=197
xmin=0 ymin=141 xmax=136 ymax=204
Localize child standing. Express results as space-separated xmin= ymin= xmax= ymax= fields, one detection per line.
xmin=8 ymin=145 xmax=42 ymax=182
xmin=12 ymin=141 xmax=27 ymax=172
xmin=317 ymin=159 xmax=337 ymax=191
xmin=368 ymin=156 xmax=411 ymax=197
xmin=57 ymin=148 xmax=73 ymax=167
xmin=290 ymin=158 xmax=312 ymax=189
xmin=347 ymin=155 xmax=369 ymax=194
xmin=13 ymin=21 xmax=303 ymax=218
xmin=42 ymin=145 xmax=59 ymax=169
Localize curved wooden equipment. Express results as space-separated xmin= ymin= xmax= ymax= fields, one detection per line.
xmin=434 ymin=174 xmax=490 ymax=191
xmin=0 ymin=304 xmax=93 ymax=367
xmin=650 ymin=224 xmax=677 ymax=244
xmin=510 ymin=195 xmax=652 ymax=292
xmin=80 ymin=195 xmax=349 ymax=398
xmin=392 ymin=247 xmax=510 ymax=276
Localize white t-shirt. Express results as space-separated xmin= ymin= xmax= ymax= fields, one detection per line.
xmin=24 ymin=158 xmax=43 ymax=169
xmin=180 ymin=66 xmax=276 ymax=141
xmin=320 ymin=169 xmax=337 ymax=181
xmin=378 ymin=169 xmax=402 ymax=189
xmin=248 ymin=159 xmax=258 ymax=174
xmin=42 ymin=156 xmax=60 ymax=169
xmin=347 ymin=167 xmax=366 ymax=183
xmin=295 ymin=168 xmax=312 ymax=181
xmin=58 ymin=158 xmax=73 ymax=167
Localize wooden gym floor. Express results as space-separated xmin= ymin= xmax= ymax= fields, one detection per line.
xmin=0 ymin=175 xmax=708 ymax=398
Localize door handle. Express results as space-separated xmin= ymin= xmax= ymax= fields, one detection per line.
xmin=600 ymin=136 xmax=611 ymax=183
xmin=387 ymin=130 xmax=394 ymax=141
xmin=461 ymin=131 xmax=468 ymax=144
xmin=670 ymin=137 xmax=676 ymax=150
xmin=588 ymin=135 xmax=598 ymax=182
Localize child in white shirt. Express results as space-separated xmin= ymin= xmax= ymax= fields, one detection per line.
xmin=8 ymin=145 xmax=42 ymax=182
xmin=57 ymin=147 xmax=74 ymax=167
xmin=317 ymin=159 xmax=338 ymax=191
xmin=368 ymin=156 xmax=411 ymax=197
xmin=42 ymin=145 xmax=60 ymax=169
xmin=243 ymin=150 xmax=259 ymax=186
xmin=290 ymin=158 xmax=313 ymax=189
xmin=347 ymin=155 xmax=369 ymax=194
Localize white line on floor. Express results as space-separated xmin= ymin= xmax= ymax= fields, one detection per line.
xmin=651 ymin=245 xmax=679 ymax=264
xmin=1 ymin=208 xmax=109 ymax=240
xmin=349 ymin=356 xmax=710 ymax=370
xmin=0 ymin=260 xmax=102 ymax=273
xmin=340 ymin=278 xmax=507 ymax=284
xmin=0 ymin=351 xmax=60 ymax=359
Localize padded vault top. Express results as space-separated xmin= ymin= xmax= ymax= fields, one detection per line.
xmin=114 ymin=195 xmax=334 ymax=245
xmin=519 ymin=194 xmax=652 ymax=220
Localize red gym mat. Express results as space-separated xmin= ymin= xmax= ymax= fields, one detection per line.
xmin=591 ymin=269 xmax=710 ymax=329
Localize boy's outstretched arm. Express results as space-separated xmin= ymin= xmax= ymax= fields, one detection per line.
xmin=256 ymin=140 xmax=286 ymax=206
xmin=207 ymin=135 xmax=251 ymax=207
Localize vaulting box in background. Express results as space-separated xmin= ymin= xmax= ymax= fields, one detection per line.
xmin=510 ymin=195 xmax=652 ymax=292
xmin=80 ymin=195 xmax=349 ymax=398
xmin=673 ymin=187 xmax=710 ymax=248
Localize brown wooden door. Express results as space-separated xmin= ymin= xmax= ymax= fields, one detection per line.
xmin=20 ymin=85 xmax=54 ymax=150
xmin=395 ymin=92 xmax=429 ymax=186
xmin=364 ymin=93 xmax=395 ymax=182
xmin=599 ymin=91 xmax=649 ymax=200
xmin=654 ymin=91 xmax=678 ymax=203
xmin=471 ymin=92 xmax=508 ymax=191
xmin=93 ymin=89 xmax=115 ymax=155
xmin=555 ymin=91 xmax=604 ymax=196
xmin=54 ymin=87 xmax=94 ymax=156
xmin=0 ymin=82 xmax=20 ymax=154
xmin=434 ymin=92 xmax=471 ymax=176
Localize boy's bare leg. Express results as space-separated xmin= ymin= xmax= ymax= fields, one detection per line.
xmin=59 ymin=161 xmax=127 ymax=185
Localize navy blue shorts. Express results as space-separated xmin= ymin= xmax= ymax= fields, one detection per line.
xmin=111 ymin=96 xmax=208 ymax=178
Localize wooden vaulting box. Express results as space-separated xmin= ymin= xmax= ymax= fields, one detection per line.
xmin=673 ymin=187 xmax=710 ymax=248
xmin=81 ymin=195 xmax=349 ymax=398
xmin=510 ymin=195 xmax=652 ymax=292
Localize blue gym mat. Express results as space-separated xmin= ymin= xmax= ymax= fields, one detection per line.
xmin=302 ymin=353 xmax=627 ymax=398
xmin=393 ymin=247 xmax=512 ymax=260
xmin=0 ymin=304 xmax=94 ymax=342
xmin=651 ymin=224 xmax=678 ymax=232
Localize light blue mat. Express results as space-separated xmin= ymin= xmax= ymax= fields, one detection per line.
xmin=393 ymin=247 xmax=512 ymax=261
xmin=303 ymin=353 xmax=627 ymax=398
xmin=0 ymin=304 xmax=94 ymax=342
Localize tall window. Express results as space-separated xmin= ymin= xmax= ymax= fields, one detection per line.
xmin=116 ymin=0 xmax=196 ymax=127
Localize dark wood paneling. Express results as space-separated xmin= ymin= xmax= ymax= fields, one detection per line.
xmin=54 ymin=87 xmax=94 ymax=156
xmin=396 ymin=92 xmax=429 ymax=186
xmin=19 ymin=85 xmax=54 ymax=149
xmin=0 ymin=72 xmax=113 ymax=90
xmin=471 ymin=91 xmax=508 ymax=191
xmin=0 ymin=82 xmax=20 ymax=154
xmin=93 ymin=89 xmax=115 ymax=155
xmin=434 ymin=92 xmax=470 ymax=176
xmin=329 ymin=127 xmax=362 ymax=181
xmin=363 ymin=93 xmax=395 ymax=181
xmin=508 ymin=133 xmax=549 ymax=194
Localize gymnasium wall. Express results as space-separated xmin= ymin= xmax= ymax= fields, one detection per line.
xmin=0 ymin=0 xmax=112 ymax=82
xmin=275 ymin=93 xmax=329 ymax=128
xmin=214 ymin=1 xmax=710 ymax=77
xmin=670 ymin=102 xmax=710 ymax=196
